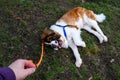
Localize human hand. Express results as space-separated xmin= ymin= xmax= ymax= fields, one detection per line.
xmin=9 ymin=59 xmax=36 ymax=80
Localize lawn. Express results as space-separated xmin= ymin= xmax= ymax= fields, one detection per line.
xmin=0 ymin=0 xmax=120 ymax=80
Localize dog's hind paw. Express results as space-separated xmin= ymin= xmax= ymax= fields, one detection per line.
xmin=103 ymin=36 xmax=108 ymax=42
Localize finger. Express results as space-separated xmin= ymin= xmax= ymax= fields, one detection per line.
xmin=24 ymin=60 xmax=36 ymax=68
xmin=28 ymin=60 xmax=36 ymax=67
xmin=23 ymin=68 xmax=36 ymax=77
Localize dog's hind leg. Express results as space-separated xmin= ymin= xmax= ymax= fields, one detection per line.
xmin=88 ymin=19 xmax=108 ymax=42
xmin=82 ymin=25 xmax=104 ymax=43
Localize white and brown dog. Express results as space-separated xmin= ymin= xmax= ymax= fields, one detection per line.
xmin=41 ymin=7 xmax=108 ymax=67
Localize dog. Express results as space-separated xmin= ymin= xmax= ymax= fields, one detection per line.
xmin=41 ymin=7 xmax=108 ymax=67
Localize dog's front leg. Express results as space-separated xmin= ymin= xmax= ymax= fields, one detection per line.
xmin=69 ymin=41 xmax=82 ymax=67
xmin=71 ymin=29 xmax=86 ymax=47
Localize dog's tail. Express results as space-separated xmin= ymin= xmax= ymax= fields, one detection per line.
xmin=95 ymin=13 xmax=106 ymax=23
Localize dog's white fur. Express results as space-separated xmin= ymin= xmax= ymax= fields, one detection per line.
xmin=48 ymin=7 xmax=108 ymax=67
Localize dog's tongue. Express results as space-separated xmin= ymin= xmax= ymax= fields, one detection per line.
xmin=58 ymin=40 xmax=63 ymax=48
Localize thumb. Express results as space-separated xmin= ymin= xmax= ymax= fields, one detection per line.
xmin=24 ymin=68 xmax=36 ymax=77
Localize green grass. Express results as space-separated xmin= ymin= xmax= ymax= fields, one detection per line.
xmin=0 ymin=0 xmax=120 ymax=80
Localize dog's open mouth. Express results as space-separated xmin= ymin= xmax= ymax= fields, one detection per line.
xmin=51 ymin=39 xmax=63 ymax=50
xmin=45 ymin=39 xmax=63 ymax=50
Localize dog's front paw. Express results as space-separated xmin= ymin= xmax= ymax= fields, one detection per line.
xmin=80 ymin=41 xmax=86 ymax=47
xmin=75 ymin=41 xmax=86 ymax=47
xmin=75 ymin=59 xmax=82 ymax=67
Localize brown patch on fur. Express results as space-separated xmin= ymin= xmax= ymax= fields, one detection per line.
xmin=41 ymin=29 xmax=61 ymax=42
xmin=57 ymin=7 xmax=96 ymax=28
xmin=67 ymin=25 xmax=79 ymax=29
xmin=41 ymin=29 xmax=54 ymax=40
xmin=85 ymin=9 xmax=96 ymax=20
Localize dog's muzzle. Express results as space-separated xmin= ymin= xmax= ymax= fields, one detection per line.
xmin=52 ymin=40 xmax=63 ymax=50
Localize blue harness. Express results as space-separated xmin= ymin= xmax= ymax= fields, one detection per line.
xmin=55 ymin=24 xmax=67 ymax=38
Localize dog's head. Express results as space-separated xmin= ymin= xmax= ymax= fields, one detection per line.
xmin=41 ymin=28 xmax=63 ymax=50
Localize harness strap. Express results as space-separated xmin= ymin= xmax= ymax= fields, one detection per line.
xmin=63 ymin=27 xmax=67 ymax=38
xmin=55 ymin=24 xmax=67 ymax=38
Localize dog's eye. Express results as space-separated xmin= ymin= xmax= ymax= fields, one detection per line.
xmin=55 ymin=40 xmax=58 ymax=43
xmin=47 ymin=36 xmax=52 ymax=41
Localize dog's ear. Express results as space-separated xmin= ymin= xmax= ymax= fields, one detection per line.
xmin=41 ymin=28 xmax=61 ymax=42
xmin=41 ymin=28 xmax=55 ymax=41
